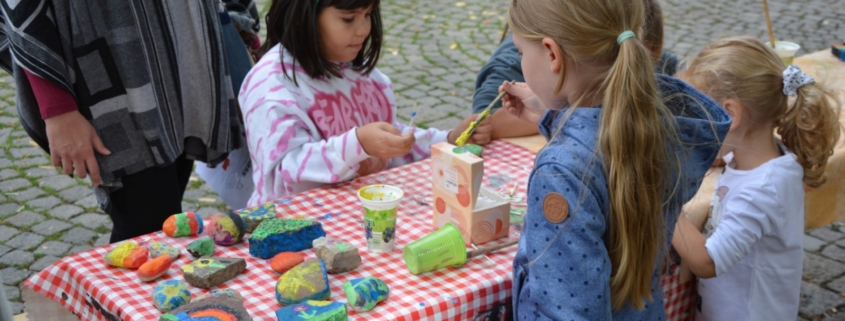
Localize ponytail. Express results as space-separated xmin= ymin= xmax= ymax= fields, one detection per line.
xmin=778 ymin=84 xmax=841 ymax=188
xmin=601 ymin=32 xmax=680 ymax=310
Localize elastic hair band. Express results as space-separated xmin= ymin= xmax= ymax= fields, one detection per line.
xmin=617 ymin=30 xmax=635 ymax=44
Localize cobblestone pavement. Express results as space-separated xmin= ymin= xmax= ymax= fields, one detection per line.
xmin=0 ymin=0 xmax=843 ymax=318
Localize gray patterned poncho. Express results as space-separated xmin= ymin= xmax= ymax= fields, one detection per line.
xmin=0 ymin=0 xmax=243 ymax=188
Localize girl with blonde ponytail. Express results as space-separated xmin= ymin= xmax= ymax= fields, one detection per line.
xmin=499 ymin=0 xmax=731 ymax=319
xmin=672 ymin=37 xmax=841 ymax=321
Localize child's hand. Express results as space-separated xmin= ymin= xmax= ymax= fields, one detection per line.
xmin=500 ymin=81 xmax=547 ymax=125
xmin=448 ymin=114 xmax=493 ymax=145
xmin=356 ymin=122 xmax=416 ymax=159
xmin=357 ymin=157 xmax=388 ymax=177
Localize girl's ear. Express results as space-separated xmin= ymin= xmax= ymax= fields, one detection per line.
xmin=541 ymin=37 xmax=563 ymax=74
xmin=722 ymin=98 xmax=742 ymax=130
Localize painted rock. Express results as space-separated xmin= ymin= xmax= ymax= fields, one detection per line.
xmin=187 ymin=237 xmax=215 ymax=258
xmin=160 ymin=295 xmax=252 ymax=321
xmin=138 ymin=256 xmax=172 ymax=282
xmin=182 ymin=257 xmax=246 ymax=288
xmin=149 ymin=242 xmax=181 ymax=260
xmin=239 ymin=202 xmax=277 ymax=233
xmin=312 ymin=237 xmax=361 ymax=274
xmin=275 ymin=300 xmax=346 ymax=321
xmin=207 ymin=211 xmax=246 ymax=246
xmin=270 ymin=252 xmax=306 ymax=274
xmin=152 ymin=280 xmax=191 ymax=312
xmin=343 ymin=276 xmax=389 ymax=312
xmin=248 ymin=219 xmax=326 ymax=259
xmin=104 ymin=241 xmax=148 ymax=269
xmin=163 ymin=212 xmax=204 ymax=237
xmin=195 ymin=289 xmax=243 ymax=302
xmin=275 ymin=259 xmax=330 ymax=306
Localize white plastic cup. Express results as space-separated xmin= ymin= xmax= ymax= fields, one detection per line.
xmin=766 ymin=41 xmax=801 ymax=65
xmin=358 ymin=185 xmax=404 ymax=252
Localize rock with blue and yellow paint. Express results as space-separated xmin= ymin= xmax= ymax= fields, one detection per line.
xmin=152 ymin=280 xmax=191 ymax=312
xmin=239 ymin=202 xmax=277 ymax=233
xmin=343 ymin=276 xmax=389 ymax=312
xmin=275 ymin=259 xmax=330 ymax=306
xmin=274 ymin=300 xmax=346 ymax=321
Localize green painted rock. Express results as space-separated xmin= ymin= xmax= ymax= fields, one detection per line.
xmin=181 ymin=257 xmax=246 ymax=288
xmin=313 ymin=237 xmax=361 ymax=274
xmin=187 ymin=237 xmax=215 ymax=258
xmin=452 ymin=144 xmax=483 ymax=157
xmin=275 ymin=259 xmax=330 ymax=306
xmin=274 ymin=300 xmax=346 ymax=321
xmin=343 ymin=276 xmax=389 ymax=312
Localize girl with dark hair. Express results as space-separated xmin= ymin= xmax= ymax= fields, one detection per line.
xmin=240 ymin=0 xmax=491 ymax=206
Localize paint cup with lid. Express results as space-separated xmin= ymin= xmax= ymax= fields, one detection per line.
xmin=358 ymin=184 xmax=404 ymax=252
xmin=766 ymin=41 xmax=801 ymax=65
xmin=403 ymin=223 xmax=468 ymax=274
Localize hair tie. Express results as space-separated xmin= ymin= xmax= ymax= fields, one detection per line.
xmin=782 ymin=65 xmax=814 ymax=96
xmin=617 ymin=30 xmax=635 ymax=44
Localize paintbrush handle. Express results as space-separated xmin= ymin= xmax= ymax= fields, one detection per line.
xmin=456 ymin=90 xmax=508 ymax=146
xmin=467 ymin=239 xmax=519 ymax=259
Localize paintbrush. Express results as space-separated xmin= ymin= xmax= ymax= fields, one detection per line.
xmin=455 ymin=81 xmax=514 ymax=146
xmin=467 ymin=239 xmax=519 ymax=259
xmin=403 ymin=111 xmax=417 ymax=135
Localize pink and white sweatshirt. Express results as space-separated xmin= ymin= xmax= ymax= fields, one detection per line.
xmin=239 ymin=45 xmax=449 ymax=206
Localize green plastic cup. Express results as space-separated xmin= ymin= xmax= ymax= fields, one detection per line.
xmin=358 ymin=184 xmax=404 ymax=252
xmin=403 ymin=223 xmax=468 ymax=275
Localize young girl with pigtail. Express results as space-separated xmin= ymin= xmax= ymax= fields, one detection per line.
xmin=672 ymin=37 xmax=841 ymax=321
xmin=498 ymin=0 xmax=731 ymax=319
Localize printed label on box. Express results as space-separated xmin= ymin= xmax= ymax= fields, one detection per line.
xmin=444 ymin=167 xmax=458 ymax=194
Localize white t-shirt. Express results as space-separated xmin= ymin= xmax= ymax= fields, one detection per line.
xmin=697 ymin=146 xmax=805 ymax=321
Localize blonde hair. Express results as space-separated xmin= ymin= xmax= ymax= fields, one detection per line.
xmin=509 ymin=0 xmax=682 ymax=310
xmin=684 ymin=37 xmax=841 ymax=188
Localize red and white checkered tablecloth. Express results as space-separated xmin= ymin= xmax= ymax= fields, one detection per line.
xmin=23 ymin=140 xmax=537 ymax=321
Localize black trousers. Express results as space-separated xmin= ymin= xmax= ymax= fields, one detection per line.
xmin=106 ymin=155 xmax=194 ymax=243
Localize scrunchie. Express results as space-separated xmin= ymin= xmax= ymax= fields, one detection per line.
xmin=782 ymin=65 xmax=814 ymax=97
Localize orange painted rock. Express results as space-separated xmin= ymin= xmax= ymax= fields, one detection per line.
xmin=104 ymin=242 xmax=149 ymax=269
xmin=270 ymin=252 xmax=305 ymax=274
xmin=138 ymin=256 xmax=173 ymax=282
xmin=163 ymin=212 xmax=204 ymax=237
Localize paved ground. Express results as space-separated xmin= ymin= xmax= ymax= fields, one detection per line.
xmin=0 ymin=0 xmax=843 ymax=318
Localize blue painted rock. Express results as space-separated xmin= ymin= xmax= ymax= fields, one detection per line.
xmin=275 ymin=259 xmax=330 ymax=306
xmin=343 ymin=276 xmax=389 ymax=312
xmin=149 ymin=242 xmax=181 ymax=260
xmin=248 ymin=219 xmax=326 ymax=259
xmin=239 ymin=202 xmax=277 ymax=233
xmin=195 ymin=288 xmax=243 ymax=302
xmin=275 ymin=300 xmax=346 ymax=321
xmin=207 ymin=211 xmax=246 ymax=246
xmin=312 ymin=237 xmax=361 ymax=274
xmin=182 ymin=257 xmax=246 ymax=289
xmin=152 ymin=280 xmax=191 ymax=312
xmin=159 ymin=295 xmax=252 ymax=321
xmin=187 ymin=237 xmax=215 ymax=258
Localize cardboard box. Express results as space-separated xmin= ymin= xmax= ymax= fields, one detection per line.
xmin=431 ymin=142 xmax=510 ymax=245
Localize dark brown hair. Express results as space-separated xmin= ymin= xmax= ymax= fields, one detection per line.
xmin=260 ymin=0 xmax=383 ymax=85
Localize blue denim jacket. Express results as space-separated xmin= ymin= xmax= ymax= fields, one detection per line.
xmin=512 ymin=74 xmax=731 ymax=320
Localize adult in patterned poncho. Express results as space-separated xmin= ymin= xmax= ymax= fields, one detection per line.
xmin=0 ymin=0 xmax=243 ymax=242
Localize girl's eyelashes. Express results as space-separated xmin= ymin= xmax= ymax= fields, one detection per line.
xmin=342 ymin=17 xmax=354 ymax=23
